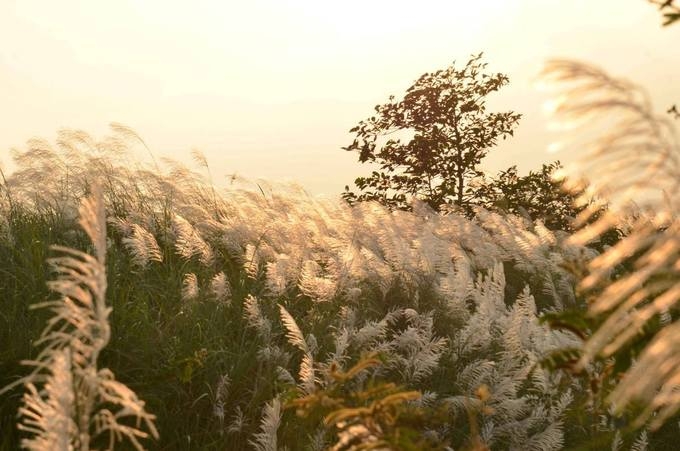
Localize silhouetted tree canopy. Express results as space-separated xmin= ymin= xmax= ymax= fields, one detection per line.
xmin=473 ymin=161 xmax=578 ymax=231
xmin=669 ymin=104 xmax=679 ymax=119
xmin=475 ymin=162 xmax=623 ymax=249
xmin=342 ymin=53 xmax=521 ymax=213
xmin=650 ymin=1 xmax=680 ymax=119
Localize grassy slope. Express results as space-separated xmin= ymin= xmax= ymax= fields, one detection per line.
xmin=0 ymin=133 xmax=677 ymax=449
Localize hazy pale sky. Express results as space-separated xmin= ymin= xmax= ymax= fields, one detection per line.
xmin=1 ymin=0 xmax=679 ymax=195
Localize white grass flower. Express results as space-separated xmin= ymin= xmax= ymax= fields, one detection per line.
xmin=276 ymin=367 xmax=297 ymax=386
xmin=172 ymin=214 xmax=214 ymax=265
xmin=122 ymin=223 xmax=163 ymax=269
xmin=1 ymin=126 xmax=593 ymax=449
xmin=181 ymin=273 xmax=199 ymax=302
xmin=17 ymin=349 xmax=76 ymax=451
xmin=6 ymin=187 xmax=158 ymax=451
xmin=227 ymin=406 xmax=246 ymax=435
xmin=249 ymin=398 xmax=281 ymax=451
xmin=542 ymin=59 xmax=680 ymax=428
xmin=210 ymin=272 xmax=231 ymax=303
xmin=213 ymin=373 xmax=230 ymax=429
xmin=243 ymin=295 xmax=271 ymax=340
xmin=279 ymin=304 xmax=316 ymax=394
xmin=389 ymin=312 xmax=449 ymax=383
xmin=243 ymin=243 xmax=259 ymax=280
xmin=298 ymin=260 xmax=337 ymax=303
xmin=265 ymin=254 xmax=292 ymax=297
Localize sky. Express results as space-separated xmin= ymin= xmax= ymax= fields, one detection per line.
xmin=1 ymin=0 xmax=679 ymax=196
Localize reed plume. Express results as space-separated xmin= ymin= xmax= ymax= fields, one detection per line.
xmin=542 ymin=59 xmax=680 ymax=428
xmin=5 ymin=186 xmax=158 ymax=450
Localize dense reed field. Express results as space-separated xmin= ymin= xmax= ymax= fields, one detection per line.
xmin=1 ymin=61 xmax=679 ymax=450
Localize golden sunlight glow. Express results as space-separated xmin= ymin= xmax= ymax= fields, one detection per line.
xmin=0 ymin=0 xmax=678 ymax=194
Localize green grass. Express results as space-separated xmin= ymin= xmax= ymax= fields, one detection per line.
xmin=0 ymin=164 xmax=676 ymax=450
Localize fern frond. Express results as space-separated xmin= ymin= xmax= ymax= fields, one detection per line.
xmin=524 ymin=421 xmax=564 ymax=451
xmin=631 ymin=430 xmax=649 ymax=451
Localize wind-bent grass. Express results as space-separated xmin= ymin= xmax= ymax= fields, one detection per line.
xmin=2 ymin=187 xmax=158 ymax=450
xmin=0 ymin=124 xmax=676 ymax=449
xmin=542 ymin=60 xmax=680 ymax=429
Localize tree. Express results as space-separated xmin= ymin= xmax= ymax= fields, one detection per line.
xmin=473 ymin=161 xmax=622 ymax=247
xmin=473 ymin=161 xmax=579 ymax=231
xmin=342 ymin=53 xmax=521 ymax=213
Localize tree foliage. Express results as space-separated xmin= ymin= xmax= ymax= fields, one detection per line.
xmin=649 ymin=0 xmax=680 ymax=26
xmin=473 ymin=161 xmax=578 ymax=231
xmin=472 ymin=161 xmax=622 ymax=247
xmin=343 ymin=53 xmax=521 ymax=213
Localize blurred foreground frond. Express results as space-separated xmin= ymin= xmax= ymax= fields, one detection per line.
xmin=3 ymin=187 xmax=158 ymax=450
xmin=542 ymin=59 xmax=680 ymax=429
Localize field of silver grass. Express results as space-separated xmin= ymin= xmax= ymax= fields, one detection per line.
xmin=2 ymin=57 xmax=679 ymax=449
xmin=0 ymin=126 xmax=591 ymax=450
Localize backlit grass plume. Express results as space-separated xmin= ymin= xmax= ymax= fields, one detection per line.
xmin=279 ymin=305 xmax=316 ymax=395
xmin=1 ymin=125 xmax=599 ymax=448
xmin=541 ymin=59 xmax=680 ymax=429
xmin=6 ymin=186 xmax=158 ymax=450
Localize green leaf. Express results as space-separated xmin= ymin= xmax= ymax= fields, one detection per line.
xmin=539 ymin=310 xmax=592 ymax=340
xmin=540 ymin=347 xmax=582 ymax=372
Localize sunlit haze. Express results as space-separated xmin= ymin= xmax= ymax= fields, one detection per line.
xmin=1 ymin=0 xmax=678 ymax=195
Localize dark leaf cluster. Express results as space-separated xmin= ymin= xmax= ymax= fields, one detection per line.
xmin=343 ymin=53 xmax=521 ymax=213
xmin=650 ymin=0 xmax=680 ymax=26
xmin=472 ymin=162 xmax=576 ymax=231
